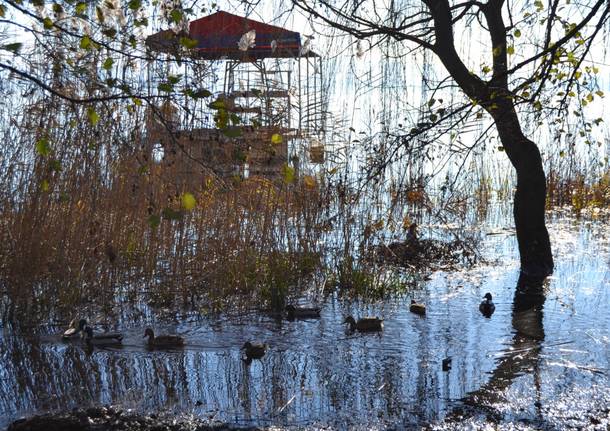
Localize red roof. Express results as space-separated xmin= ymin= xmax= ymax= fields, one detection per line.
xmin=146 ymin=11 xmax=317 ymax=60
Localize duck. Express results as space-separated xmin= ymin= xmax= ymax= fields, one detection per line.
xmin=343 ymin=316 xmax=384 ymax=332
xmin=285 ymin=304 xmax=321 ymax=320
xmin=143 ymin=328 xmax=184 ymax=348
xmin=242 ymin=341 xmax=267 ymax=362
xmin=479 ymin=292 xmax=495 ymax=317
xmin=82 ymin=326 xmax=123 ymax=346
xmin=62 ymin=318 xmax=87 ymax=339
xmin=409 ymin=300 xmax=426 ymax=315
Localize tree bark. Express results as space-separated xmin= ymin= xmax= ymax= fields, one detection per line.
xmin=492 ymin=108 xmax=554 ymax=277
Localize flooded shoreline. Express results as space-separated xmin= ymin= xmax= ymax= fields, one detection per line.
xmin=2 ymin=212 xmax=610 ymax=430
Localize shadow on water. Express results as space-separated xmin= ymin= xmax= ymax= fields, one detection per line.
xmin=1 ymin=215 xmax=610 ymax=429
xmin=444 ymin=273 xmax=549 ymax=427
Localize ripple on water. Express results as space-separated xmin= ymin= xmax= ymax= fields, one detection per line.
xmin=1 ymin=216 xmax=610 ymax=429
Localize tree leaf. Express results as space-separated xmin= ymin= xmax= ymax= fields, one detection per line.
xmin=147 ymin=214 xmax=161 ymax=228
xmin=179 ymin=37 xmax=198 ymax=49
xmin=157 ymin=82 xmax=173 ymax=92
xmin=1 ymin=43 xmax=23 ymax=53
xmin=271 ymin=133 xmax=282 ymax=145
xmin=87 ymin=107 xmax=100 ymax=125
xmin=507 ymin=45 xmax=515 ymax=55
xmin=170 ymin=9 xmax=183 ymax=23
xmin=43 ymin=17 xmax=54 ymax=29
xmin=102 ymin=57 xmax=113 ymax=71
xmin=35 ymin=137 xmax=51 ymax=156
xmin=80 ymin=35 xmax=92 ymax=50
xmin=41 ymin=179 xmax=50 ymax=192
xmin=282 ymin=164 xmax=295 ymax=184
xmin=0 ymin=5 xmax=5 ymax=18
xmin=514 ymin=29 xmax=521 ymax=37
xmin=128 ymin=0 xmax=142 ymax=10
xmin=181 ymin=192 xmax=197 ymax=210
xmin=75 ymin=2 xmax=87 ymax=14
xmin=303 ymin=175 xmax=316 ymax=189
xmin=192 ymin=88 xmax=212 ymax=98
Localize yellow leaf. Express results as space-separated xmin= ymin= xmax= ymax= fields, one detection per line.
xmin=303 ymin=175 xmax=316 ymax=189
xmin=41 ymin=179 xmax=50 ymax=192
xmin=586 ymin=93 xmax=594 ymax=102
xmin=271 ymin=133 xmax=282 ymax=145
xmin=181 ymin=192 xmax=197 ymax=210
xmin=282 ymin=164 xmax=295 ymax=184
xmin=507 ymin=45 xmax=515 ymax=55
xmin=514 ymin=29 xmax=521 ymax=38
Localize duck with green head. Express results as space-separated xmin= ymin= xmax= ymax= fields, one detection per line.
xmin=62 ymin=319 xmax=87 ymax=339
xmin=343 ymin=316 xmax=384 ymax=332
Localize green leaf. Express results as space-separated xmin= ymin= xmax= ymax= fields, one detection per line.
xmin=49 ymin=159 xmax=62 ymax=172
xmin=179 ymin=37 xmax=198 ymax=49
xmin=192 ymin=88 xmax=212 ymax=98
xmin=36 ymin=138 xmax=51 ymax=156
xmin=87 ymin=107 xmax=100 ymax=125
xmin=157 ymin=82 xmax=173 ymax=92
xmin=514 ymin=29 xmax=521 ymax=38
xmin=147 ymin=214 xmax=161 ymax=228
xmin=167 ymin=75 xmax=181 ymax=84
xmin=507 ymin=45 xmax=515 ymax=55
xmin=170 ymin=9 xmax=183 ymax=23
xmin=80 ymin=35 xmax=92 ymax=50
xmin=282 ymin=164 xmax=295 ymax=184
xmin=41 ymin=179 xmax=50 ymax=192
xmin=102 ymin=57 xmax=113 ymax=71
xmin=52 ymin=3 xmax=63 ymax=15
xmin=181 ymin=192 xmax=197 ymax=210
xmin=1 ymin=43 xmax=23 ymax=53
xmin=128 ymin=0 xmax=141 ymax=10
xmin=43 ymin=17 xmax=54 ymax=29
xmin=209 ymin=99 xmax=225 ymax=110
xmin=75 ymin=2 xmax=87 ymax=14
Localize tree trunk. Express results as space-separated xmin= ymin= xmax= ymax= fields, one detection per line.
xmin=493 ymin=110 xmax=554 ymax=277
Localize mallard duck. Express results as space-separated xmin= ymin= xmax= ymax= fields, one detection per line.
xmin=242 ymin=341 xmax=267 ymax=361
xmin=285 ymin=305 xmax=321 ymax=320
xmin=479 ymin=292 xmax=495 ymax=317
xmin=442 ymin=357 xmax=452 ymax=372
xmin=83 ymin=326 xmax=123 ymax=346
xmin=62 ymin=318 xmax=87 ymax=339
xmin=409 ymin=300 xmax=426 ymax=315
xmin=343 ymin=316 xmax=384 ymax=332
xmin=143 ymin=328 xmax=184 ymax=348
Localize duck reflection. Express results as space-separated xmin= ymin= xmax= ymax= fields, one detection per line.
xmin=449 ymin=273 xmax=547 ymax=422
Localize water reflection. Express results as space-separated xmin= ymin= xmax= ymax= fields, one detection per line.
xmin=1 ymin=217 xmax=610 ymax=429
xmin=449 ymin=273 xmax=547 ymax=424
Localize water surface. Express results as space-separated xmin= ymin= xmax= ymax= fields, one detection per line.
xmin=1 ymin=211 xmax=609 ymax=429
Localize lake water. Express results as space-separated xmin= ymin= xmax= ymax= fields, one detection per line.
xmin=1 ymin=210 xmax=609 ymax=429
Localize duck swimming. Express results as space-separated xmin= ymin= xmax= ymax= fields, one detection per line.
xmin=83 ymin=326 xmax=123 ymax=346
xmin=62 ymin=318 xmax=87 ymax=339
xmin=143 ymin=328 xmax=184 ymax=348
xmin=343 ymin=316 xmax=384 ymax=332
xmin=409 ymin=300 xmax=426 ymax=316
xmin=242 ymin=341 xmax=267 ymax=362
xmin=479 ymin=292 xmax=495 ymax=317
